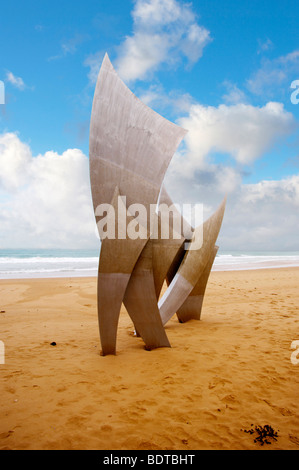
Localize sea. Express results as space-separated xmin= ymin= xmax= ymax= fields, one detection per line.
xmin=1 ymin=248 xmax=299 ymax=279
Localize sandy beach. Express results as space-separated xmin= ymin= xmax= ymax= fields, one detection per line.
xmin=1 ymin=267 xmax=299 ymax=450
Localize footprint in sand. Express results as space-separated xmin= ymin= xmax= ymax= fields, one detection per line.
xmin=208 ymin=376 xmax=232 ymax=390
xmin=100 ymin=424 xmax=113 ymax=432
xmin=289 ymin=435 xmax=299 ymax=446
xmin=0 ymin=430 xmax=14 ymax=440
xmin=221 ymin=394 xmax=238 ymax=404
xmin=264 ymin=400 xmax=294 ymax=416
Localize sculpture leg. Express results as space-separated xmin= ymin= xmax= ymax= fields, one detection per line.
xmin=158 ymin=199 xmax=226 ymax=326
xmin=123 ymin=270 xmax=171 ymax=350
xmin=97 ymin=272 xmax=130 ymax=355
xmin=176 ymin=246 xmax=219 ymax=323
xmin=159 ymin=273 xmax=194 ymax=326
xmin=96 ymin=187 xmax=151 ymax=355
xmin=176 ymin=295 xmax=204 ymax=323
xmin=123 ymin=241 xmax=171 ymax=350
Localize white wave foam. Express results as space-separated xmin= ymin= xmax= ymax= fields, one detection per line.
xmin=0 ymin=257 xmax=98 ymax=264
xmin=1 ymin=252 xmax=299 ymax=279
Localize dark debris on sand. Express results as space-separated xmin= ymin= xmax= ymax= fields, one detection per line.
xmin=241 ymin=425 xmax=279 ymax=446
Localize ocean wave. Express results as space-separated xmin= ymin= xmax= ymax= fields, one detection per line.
xmin=0 ymin=256 xmax=98 ymax=264
xmin=215 ymin=254 xmax=299 ymax=263
xmin=1 ymin=251 xmax=299 ymax=279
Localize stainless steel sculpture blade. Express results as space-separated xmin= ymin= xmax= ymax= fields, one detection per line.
xmin=123 ymin=211 xmax=185 ymax=350
xmin=123 ymin=238 xmax=171 ymax=351
xmin=160 ymin=185 xmax=221 ymax=323
xmin=89 ymin=53 xmax=187 ymax=354
xmin=175 ymin=246 xmax=219 ymax=322
xmin=159 ymin=197 xmax=226 ymax=326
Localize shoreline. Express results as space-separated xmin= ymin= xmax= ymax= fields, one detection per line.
xmin=1 ymin=267 xmax=299 ymax=450
xmin=1 ymin=263 xmax=299 ymax=281
xmin=2 ymin=251 xmax=299 ymax=280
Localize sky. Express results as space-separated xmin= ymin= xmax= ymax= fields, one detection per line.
xmin=0 ymin=0 xmax=299 ymax=251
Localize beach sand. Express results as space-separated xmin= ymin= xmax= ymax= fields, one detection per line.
xmin=1 ymin=267 xmax=299 ymax=450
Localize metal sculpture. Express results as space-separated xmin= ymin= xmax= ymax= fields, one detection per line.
xmin=89 ymin=53 xmax=226 ymax=355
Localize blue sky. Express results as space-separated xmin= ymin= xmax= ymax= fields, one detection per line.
xmin=0 ymin=0 xmax=299 ymax=250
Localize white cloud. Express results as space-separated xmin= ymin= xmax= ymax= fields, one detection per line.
xmin=247 ymin=49 xmax=299 ymax=96
xmin=240 ymin=175 xmax=299 ymax=206
xmin=117 ymin=32 xmax=169 ymax=82
xmin=61 ymin=34 xmax=88 ymax=55
xmin=6 ymin=71 xmax=26 ymax=90
xmin=137 ymin=82 xmax=194 ymax=115
xmin=222 ymin=81 xmax=248 ymax=105
xmin=175 ymin=101 xmax=295 ymax=173
xmin=164 ymin=164 xmax=299 ymax=251
xmin=133 ymin=0 xmax=185 ymax=25
xmin=0 ymin=133 xmax=31 ymax=190
xmin=84 ymin=51 xmax=105 ymax=85
xmin=48 ymin=33 xmax=89 ymax=61
xmin=0 ymin=128 xmax=298 ymax=251
xmin=180 ymin=22 xmax=211 ymax=63
xmin=0 ymin=133 xmax=98 ymax=248
xmin=162 ymin=98 xmax=298 ymax=251
xmin=257 ymin=38 xmax=273 ymax=55
xmin=220 ymin=175 xmax=299 ymax=251
xmin=115 ymin=0 xmax=211 ymax=82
